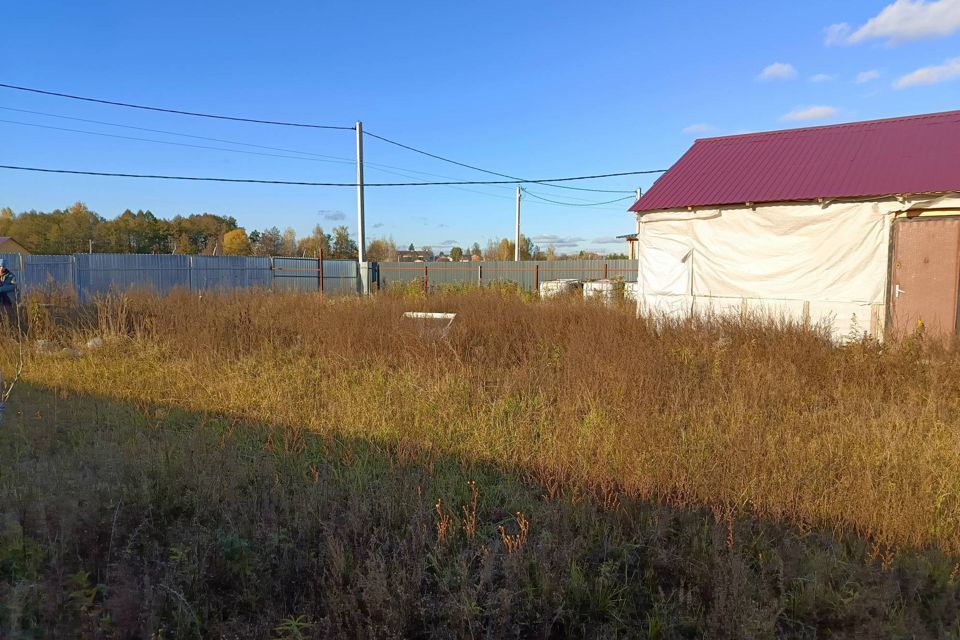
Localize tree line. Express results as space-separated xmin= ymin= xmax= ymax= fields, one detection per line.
xmin=0 ymin=202 xmax=627 ymax=260
xmin=0 ymin=202 xmax=362 ymax=258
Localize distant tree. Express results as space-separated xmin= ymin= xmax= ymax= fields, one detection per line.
xmin=253 ymin=227 xmax=283 ymax=255
xmin=172 ymin=232 xmax=197 ymax=255
xmin=296 ymin=225 xmax=331 ymax=257
xmin=366 ymin=237 xmax=397 ymax=262
xmin=420 ymin=245 xmax=433 ymax=257
xmin=0 ymin=205 xmax=246 ymax=255
xmin=545 ymin=245 xmax=557 ymax=261
xmin=470 ymin=242 xmax=482 ymax=257
xmin=519 ymin=235 xmax=539 ymax=260
xmin=408 ymin=243 xmax=415 ymax=251
xmin=332 ymin=225 xmax=358 ymax=259
xmin=0 ymin=208 xmax=13 ymax=237
xmin=222 ymin=228 xmax=252 ymax=255
xmin=449 ymin=246 xmax=463 ymax=261
xmin=281 ymin=227 xmax=298 ymax=256
xmin=169 ymin=212 xmax=237 ymax=255
xmin=605 ymin=253 xmax=629 ymax=260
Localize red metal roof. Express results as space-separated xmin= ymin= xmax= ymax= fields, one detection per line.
xmin=630 ymin=110 xmax=960 ymax=213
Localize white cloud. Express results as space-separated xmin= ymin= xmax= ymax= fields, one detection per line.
xmin=831 ymin=0 xmax=960 ymax=45
xmin=824 ymin=22 xmax=853 ymax=45
xmin=319 ymin=209 xmax=346 ymax=221
xmin=810 ymin=73 xmax=837 ymax=82
xmin=856 ymin=69 xmax=881 ymax=83
xmin=532 ymin=234 xmax=584 ymax=248
xmin=893 ymin=56 xmax=960 ymax=87
xmin=681 ymin=123 xmax=714 ymax=134
xmin=781 ymin=105 xmax=839 ymax=122
xmin=591 ymin=237 xmax=625 ymax=245
xmin=758 ymin=62 xmax=797 ymax=80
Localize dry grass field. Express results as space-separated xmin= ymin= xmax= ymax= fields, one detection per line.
xmin=3 ymin=286 xmax=960 ymax=638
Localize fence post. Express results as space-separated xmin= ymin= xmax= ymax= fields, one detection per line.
xmin=603 ymin=263 xmax=608 ymax=279
xmin=318 ymin=248 xmax=325 ymax=294
xmin=423 ymin=264 xmax=429 ymax=294
xmin=534 ymin=264 xmax=539 ymax=292
xmin=478 ymin=264 xmax=483 ymax=287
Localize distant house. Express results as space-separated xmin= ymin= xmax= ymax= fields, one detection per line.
xmin=0 ymin=237 xmax=31 ymax=255
xmin=630 ymin=110 xmax=960 ymax=339
xmin=396 ymin=250 xmax=434 ymax=262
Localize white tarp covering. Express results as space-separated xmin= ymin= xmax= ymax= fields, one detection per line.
xmin=634 ymin=195 xmax=960 ymax=339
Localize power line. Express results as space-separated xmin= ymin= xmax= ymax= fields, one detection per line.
xmin=0 ymin=106 xmax=522 ymax=186
xmin=0 ymin=163 xmax=665 ymax=187
xmin=0 ymin=83 xmax=664 ymax=194
xmin=363 ymin=129 xmax=517 ymax=180
xmin=363 ymin=129 xmax=652 ymax=194
xmin=0 ymin=82 xmax=354 ymax=130
xmin=521 ymin=188 xmax=636 ymax=207
xmin=1 ymin=105 xmax=626 ymax=200
xmin=0 ymin=105 xmax=356 ymax=161
xmin=0 ymin=118 xmax=356 ymax=165
xmin=0 ymin=109 xmax=640 ymax=206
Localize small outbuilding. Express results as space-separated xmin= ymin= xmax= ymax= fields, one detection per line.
xmin=616 ymin=233 xmax=638 ymax=259
xmin=630 ymin=110 xmax=960 ymax=339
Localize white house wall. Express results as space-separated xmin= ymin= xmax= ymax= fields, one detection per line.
xmin=634 ymin=195 xmax=960 ymax=340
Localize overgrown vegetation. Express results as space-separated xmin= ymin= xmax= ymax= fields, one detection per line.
xmin=2 ymin=288 xmax=960 ymax=637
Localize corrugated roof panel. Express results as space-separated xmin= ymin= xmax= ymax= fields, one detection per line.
xmin=631 ymin=110 xmax=960 ymax=212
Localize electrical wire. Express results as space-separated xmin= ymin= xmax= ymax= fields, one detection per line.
xmin=0 ymin=105 xmax=517 ymax=186
xmin=363 ymin=129 xmax=656 ymax=194
xmin=520 ymin=188 xmax=635 ymax=207
xmin=0 ymin=105 xmax=357 ymax=161
xmin=0 ymin=82 xmax=354 ymax=130
xmin=0 ymin=83 xmax=662 ymax=193
xmin=0 ymin=119 xmax=356 ymax=165
xmin=1 ymin=106 xmax=630 ymax=200
xmin=0 ymin=163 xmax=664 ymax=187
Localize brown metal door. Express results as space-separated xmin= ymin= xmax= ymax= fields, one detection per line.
xmin=890 ymin=217 xmax=960 ymax=337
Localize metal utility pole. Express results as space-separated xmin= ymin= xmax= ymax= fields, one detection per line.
xmin=514 ymin=185 xmax=522 ymax=261
xmin=355 ymin=120 xmax=366 ymax=263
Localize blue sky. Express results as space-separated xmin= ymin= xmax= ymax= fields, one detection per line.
xmin=1 ymin=0 xmax=959 ymax=254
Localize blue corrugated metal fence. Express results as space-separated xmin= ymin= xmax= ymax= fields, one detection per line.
xmin=377 ymin=259 xmax=638 ymax=291
xmin=2 ymin=254 xmax=640 ymax=300
xmin=3 ymin=254 xmax=362 ymax=301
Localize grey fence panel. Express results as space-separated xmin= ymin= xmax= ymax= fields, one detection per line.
xmin=23 ymin=255 xmax=76 ymax=291
xmin=192 ymin=256 xmax=272 ymax=290
xmin=376 ymin=260 xmax=639 ymax=292
xmin=376 ymin=262 xmax=428 ymax=289
xmin=273 ymin=257 xmax=320 ymax=292
xmin=0 ymin=255 xmax=631 ymax=298
xmin=76 ymin=254 xmax=192 ymax=301
xmin=322 ymin=260 xmax=358 ymax=295
xmin=0 ymin=254 xmax=75 ymax=293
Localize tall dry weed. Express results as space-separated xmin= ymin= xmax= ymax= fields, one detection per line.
xmin=13 ymin=288 xmax=960 ymax=554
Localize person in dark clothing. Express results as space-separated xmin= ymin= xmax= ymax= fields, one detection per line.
xmin=0 ymin=259 xmax=18 ymax=330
